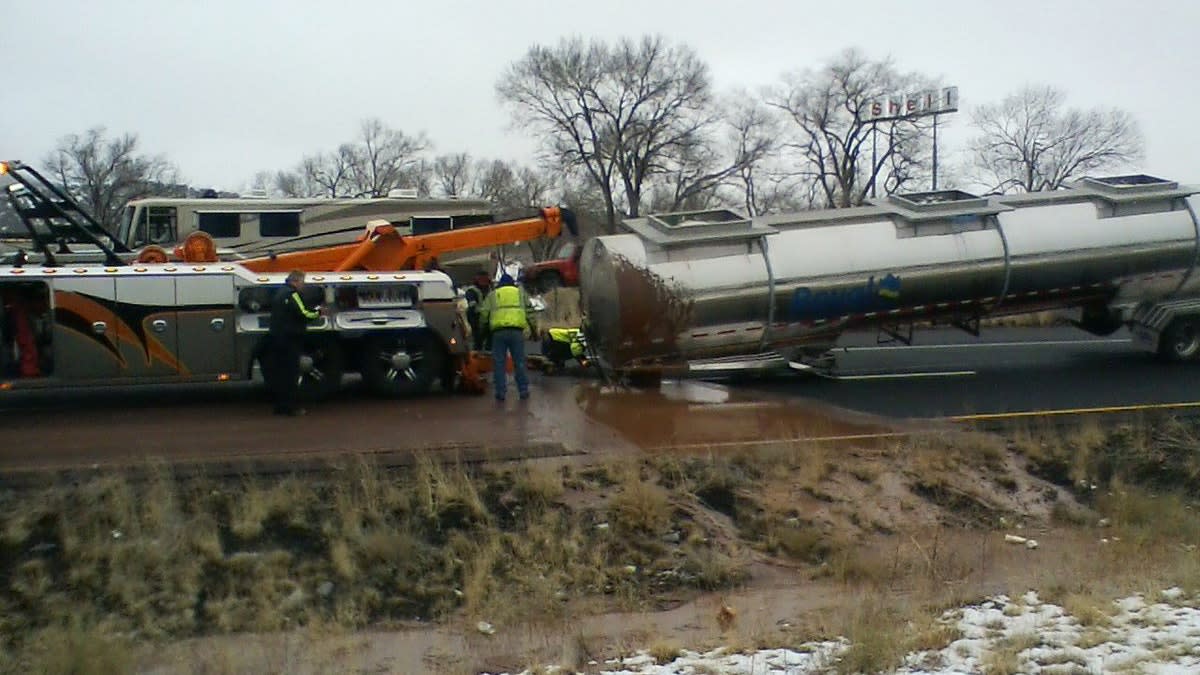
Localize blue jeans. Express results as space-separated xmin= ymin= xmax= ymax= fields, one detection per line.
xmin=491 ymin=328 xmax=529 ymax=399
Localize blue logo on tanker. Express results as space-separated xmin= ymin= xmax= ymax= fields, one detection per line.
xmin=791 ymin=274 xmax=901 ymax=319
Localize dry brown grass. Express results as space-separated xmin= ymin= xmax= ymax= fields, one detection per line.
xmin=1062 ymin=592 xmax=1114 ymax=627
xmin=6 ymin=415 xmax=1200 ymax=672
xmin=646 ymin=638 xmax=683 ymax=664
xmin=832 ymin=594 xmax=939 ymax=675
xmin=979 ymin=631 xmax=1040 ymax=675
xmin=3 ymin=622 xmax=134 ymax=675
xmin=607 ymin=467 xmax=672 ymax=536
xmin=0 ymin=454 xmax=745 ymax=663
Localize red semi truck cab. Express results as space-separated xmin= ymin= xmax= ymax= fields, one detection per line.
xmin=522 ymin=240 xmax=582 ymax=292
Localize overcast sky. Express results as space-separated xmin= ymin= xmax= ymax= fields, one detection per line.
xmin=4 ymin=0 xmax=1197 ymax=193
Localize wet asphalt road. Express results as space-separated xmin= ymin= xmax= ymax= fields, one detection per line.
xmin=743 ymin=326 xmax=1200 ymax=420
xmin=2 ymin=326 xmax=1197 ymax=473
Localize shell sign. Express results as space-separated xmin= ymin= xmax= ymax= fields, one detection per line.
xmin=861 ymin=86 xmax=959 ymax=122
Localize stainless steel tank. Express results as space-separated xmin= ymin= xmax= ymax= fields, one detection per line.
xmin=580 ymin=175 xmax=1200 ymax=373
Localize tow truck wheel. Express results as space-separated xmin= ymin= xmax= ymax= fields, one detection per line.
xmin=298 ymin=338 xmax=345 ymax=400
xmin=1158 ymin=317 xmax=1200 ymax=361
xmin=363 ymin=332 xmax=445 ymax=397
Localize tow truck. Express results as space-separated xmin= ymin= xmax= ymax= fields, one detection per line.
xmin=0 ymin=159 xmax=576 ymax=398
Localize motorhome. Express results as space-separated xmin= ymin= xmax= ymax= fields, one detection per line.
xmin=114 ymin=194 xmax=495 ymax=258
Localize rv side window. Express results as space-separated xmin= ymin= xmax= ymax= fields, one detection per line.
xmin=412 ymin=216 xmax=453 ymax=235
xmin=198 ymin=213 xmax=241 ymax=238
xmin=259 ymin=212 xmax=301 ymax=237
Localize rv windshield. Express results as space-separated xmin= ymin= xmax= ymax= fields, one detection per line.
xmin=128 ymin=206 xmax=177 ymax=247
xmin=117 ymin=205 xmax=135 ymax=245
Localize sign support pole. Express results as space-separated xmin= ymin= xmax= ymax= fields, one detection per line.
xmin=871 ymin=121 xmax=878 ymax=198
xmin=932 ymin=113 xmax=939 ymax=191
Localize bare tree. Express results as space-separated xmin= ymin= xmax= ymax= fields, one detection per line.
xmin=407 ymin=158 xmax=435 ymax=199
xmin=497 ymin=37 xmax=617 ymax=230
xmin=968 ymin=85 xmax=1143 ymax=193
xmin=274 ymin=167 xmax=322 ymax=198
xmin=646 ymin=95 xmax=781 ymax=215
xmin=503 ymin=165 xmax=559 ymax=261
xmin=768 ymin=49 xmax=937 ymax=208
xmin=432 ymin=154 xmax=561 ymax=258
xmin=278 ymin=119 xmax=431 ymax=198
xmin=347 ymin=119 xmax=430 ymax=197
xmin=276 ymin=146 xmax=356 ymax=197
xmin=508 ymin=166 xmax=554 ymax=211
xmin=499 ymin=35 xmax=745 ymax=232
xmin=471 ymin=158 xmax=515 ymax=204
xmin=722 ymin=97 xmax=783 ymax=215
xmin=44 ymin=127 xmax=178 ymax=228
xmin=433 ymin=153 xmax=472 ymax=197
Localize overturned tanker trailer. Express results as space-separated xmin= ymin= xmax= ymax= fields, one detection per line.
xmin=580 ymin=174 xmax=1200 ymax=379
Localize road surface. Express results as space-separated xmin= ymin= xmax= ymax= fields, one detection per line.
xmin=745 ymin=326 xmax=1200 ymax=420
xmin=2 ymin=327 xmax=1196 ymax=474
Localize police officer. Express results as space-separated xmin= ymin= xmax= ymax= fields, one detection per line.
xmin=266 ymin=269 xmax=320 ymax=416
xmin=479 ymin=273 xmax=535 ymax=401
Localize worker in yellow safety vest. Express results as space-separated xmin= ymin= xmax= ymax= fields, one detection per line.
xmin=479 ymin=273 xmax=535 ymax=401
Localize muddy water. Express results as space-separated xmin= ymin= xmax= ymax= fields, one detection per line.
xmin=0 ymin=375 xmax=897 ymax=474
xmin=574 ymin=380 xmax=897 ymax=452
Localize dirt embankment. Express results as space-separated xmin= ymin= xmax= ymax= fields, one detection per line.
xmin=4 ymin=413 xmax=1199 ymax=673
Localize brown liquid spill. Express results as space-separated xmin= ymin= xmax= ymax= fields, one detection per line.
xmin=575 ymin=380 xmax=893 ymax=451
xmin=1 ymin=377 xmax=896 ymax=474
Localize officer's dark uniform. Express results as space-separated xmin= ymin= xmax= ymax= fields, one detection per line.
xmin=266 ymin=284 xmax=319 ymax=415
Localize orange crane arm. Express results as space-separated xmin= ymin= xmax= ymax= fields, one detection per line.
xmin=240 ymin=207 xmax=574 ymax=273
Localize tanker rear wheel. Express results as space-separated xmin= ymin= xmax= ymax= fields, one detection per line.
xmin=1158 ymin=317 xmax=1200 ymax=361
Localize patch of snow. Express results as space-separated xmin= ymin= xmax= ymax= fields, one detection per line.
xmin=487 ymin=589 xmax=1200 ymax=674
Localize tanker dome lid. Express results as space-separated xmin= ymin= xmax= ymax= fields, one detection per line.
xmin=1084 ymin=174 xmax=1174 ymax=188
xmin=1070 ymin=174 xmax=1191 ymax=202
xmin=626 ymin=208 xmax=775 ymax=245
xmin=881 ymin=189 xmax=1009 ymax=221
xmin=647 ymin=208 xmax=751 ymax=231
xmin=889 ymin=189 xmax=989 ymax=210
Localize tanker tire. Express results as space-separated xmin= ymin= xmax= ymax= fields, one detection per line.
xmin=363 ymin=332 xmax=445 ymax=397
xmin=298 ymin=337 xmax=345 ymax=401
xmin=1158 ymin=317 xmax=1200 ymax=361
